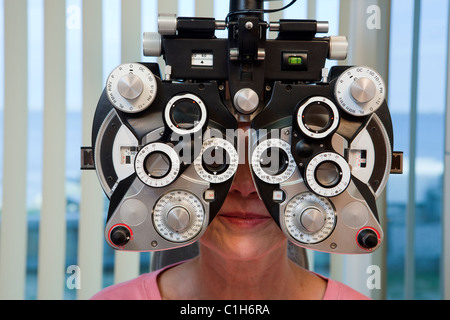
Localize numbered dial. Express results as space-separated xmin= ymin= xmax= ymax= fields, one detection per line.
xmin=305 ymin=152 xmax=351 ymax=197
xmin=284 ymin=192 xmax=336 ymax=244
xmin=194 ymin=138 xmax=239 ymax=183
xmin=251 ymin=139 xmax=296 ymax=184
xmin=335 ymin=66 xmax=386 ymax=117
xmin=153 ymin=191 xmax=205 ymax=243
xmin=107 ymin=63 xmax=157 ymax=113
xmin=135 ymin=143 xmax=180 ymax=188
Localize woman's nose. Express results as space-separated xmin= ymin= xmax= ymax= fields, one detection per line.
xmin=229 ymin=157 xmax=259 ymax=198
xmin=227 ymin=122 xmax=260 ymax=198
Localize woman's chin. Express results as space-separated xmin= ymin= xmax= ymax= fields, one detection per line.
xmin=200 ymin=217 xmax=287 ymax=261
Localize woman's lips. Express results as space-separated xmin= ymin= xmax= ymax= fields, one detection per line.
xmin=218 ymin=212 xmax=272 ymax=229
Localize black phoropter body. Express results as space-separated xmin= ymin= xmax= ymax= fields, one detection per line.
xmin=81 ymin=0 xmax=403 ymax=254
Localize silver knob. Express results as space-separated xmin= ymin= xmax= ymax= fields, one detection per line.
xmin=158 ymin=13 xmax=177 ymax=35
xmin=117 ymin=74 xmax=143 ymax=100
xmin=351 ymin=77 xmax=377 ymax=104
xmin=316 ymin=21 xmax=329 ymax=33
xmin=300 ymin=208 xmax=325 ymax=233
xmin=143 ymin=32 xmax=162 ymax=57
xmin=107 ymin=63 xmax=157 ymax=113
xmin=233 ymin=88 xmax=259 ymax=114
xmin=167 ymin=207 xmax=191 ymax=232
xmin=328 ymin=36 xmax=348 ymax=60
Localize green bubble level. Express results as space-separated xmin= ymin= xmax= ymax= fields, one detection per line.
xmin=288 ymin=56 xmax=303 ymax=65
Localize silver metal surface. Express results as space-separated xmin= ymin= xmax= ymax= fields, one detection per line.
xmin=351 ymin=77 xmax=377 ymax=103
xmin=106 ymin=63 xmax=157 ymax=113
xmin=117 ymin=74 xmax=143 ymax=100
xmin=167 ymin=206 xmax=191 ymax=232
xmin=158 ymin=13 xmax=177 ymax=35
xmin=143 ymin=32 xmax=162 ymax=57
xmin=316 ymin=21 xmax=329 ymax=33
xmin=233 ymin=88 xmax=259 ymax=114
xmin=328 ymin=36 xmax=348 ymax=60
xmin=215 ymin=20 xmax=227 ymax=30
xmin=104 ymin=163 xmax=211 ymax=251
xmin=301 ymin=208 xmax=326 ymax=233
xmin=335 ymin=66 xmax=386 ymax=117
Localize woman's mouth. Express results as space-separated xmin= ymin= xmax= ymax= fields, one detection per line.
xmin=218 ymin=212 xmax=272 ymax=229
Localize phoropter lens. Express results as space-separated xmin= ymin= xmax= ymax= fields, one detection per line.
xmin=260 ymin=147 xmax=289 ymax=176
xmin=144 ymin=151 xmax=172 ymax=178
xmin=296 ymin=97 xmax=340 ymax=139
xmin=202 ymin=146 xmax=230 ymax=175
xmin=302 ymin=102 xmax=334 ymax=133
xmin=170 ymin=98 xmax=201 ymax=130
xmin=314 ymin=161 xmax=342 ymax=188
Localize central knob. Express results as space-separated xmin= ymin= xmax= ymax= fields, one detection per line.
xmin=351 ymin=78 xmax=377 ymax=104
xmin=233 ymin=88 xmax=259 ymax=114
xmin=167 ymin=207 xmax=191 ymax=232
xmin=118 ymin=74 xmax=144 ymax=100
xmin=301 ymin=208 xmax=325 ymax=233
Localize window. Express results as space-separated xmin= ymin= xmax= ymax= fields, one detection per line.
xmin=387 ymin=0 xmax=448 ymax=299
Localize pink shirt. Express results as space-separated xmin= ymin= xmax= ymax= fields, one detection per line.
xmin=91 ymin=262 xmax=370 ymax=300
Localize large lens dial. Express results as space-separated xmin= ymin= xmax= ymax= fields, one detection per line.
xmin=152 ymin=191 xmax=205 ymax=243
xmin=284 ymin=192 xmax=336 ymax=244
xmin=335 ymin=66 xmax=386 ymax=117
xmin=107 ymin=63 xmax=157 ymax=113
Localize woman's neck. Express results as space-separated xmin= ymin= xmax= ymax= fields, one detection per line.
xmin=158 ymin=241 xmax=327 ymax=300
xmin=196 ymin=242 xmax=301 ymax=299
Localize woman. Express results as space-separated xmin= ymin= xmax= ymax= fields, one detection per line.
xmin=91 ymin=125 xmax=369 ymax=300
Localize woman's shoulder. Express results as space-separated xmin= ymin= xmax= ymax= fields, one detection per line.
xmin=90 ymin=271 xmax=162 ymax=300
xmin=90 ymin=261 xmax=370 ymax=300
xmin=322 ymin=276 xmax=371 ymax=300
xmin=90 ymin=269 xmax=164 ymax=300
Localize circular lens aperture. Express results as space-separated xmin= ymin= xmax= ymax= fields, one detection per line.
xmin=165 ymin=93 xmax=207 ymax=135
xmin=194 ymin=138 xmax=238 ymax=184
xmin=251 ymin=138 xmax=296 ymax=185
xmin=143 ymin=151 xmax=172 ymax=179
xmin=297 ymin=97 xmax=339 ymax=139
xmin=302 ymin=103 xmax=334 ymax=133
xmin=202 ymin=146 xmax=230 ymax=176
xmin=305 ymin=152 xmax=351 ymax=197
xmin=260 ymin=147 xmax=289 ymax=177
xmin=314 ymin=161 xmax=342 ymax=188
xmin=135 ymin=143 xmax=180 ymax=188
xmin=170 ymin=98 xmax=202 ymax=130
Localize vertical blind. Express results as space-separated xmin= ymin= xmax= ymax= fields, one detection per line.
xmin=0 ymin=0 xmax=448 ymax=300
xmin=444 ymin=1 xmax=450 ymax=301
xmin=0 ymin=0 xmax=28 ymax=300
